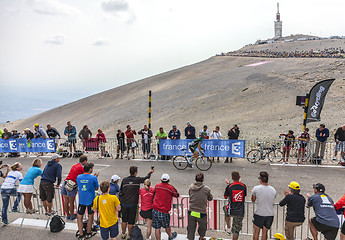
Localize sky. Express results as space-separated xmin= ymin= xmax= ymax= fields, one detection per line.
xmin=0 ymin=0 xmax=344 ymax=123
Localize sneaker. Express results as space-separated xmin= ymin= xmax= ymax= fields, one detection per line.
xmin=2 ymin=220 xmax=9 ymax=225
xmin=26 ymin=209 xmax=35 ymax=214
xmin=86 ymin=231 xmax=96 ymax=239
xmin=70 ymin=213 xmax=77 ymax=220
xmin=333 ymin=157 xmax=337 ymax=161
xmin=78 ymin=235 xmax=86 ymax=240
xmin=121 ymin=234 xmax=127 ymax=240
xmin=226 ymin=228 xmax=232 ymax=235
xmin=168 ymin=232 xmax=177 ymax=240
xmin=12 ymin=208 xmax=20 ymax=213
xmin=66 ymin=216 xmax=71 ymax=220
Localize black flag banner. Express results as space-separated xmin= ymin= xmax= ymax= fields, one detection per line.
xmin=306 ymin=79 xmax=335 ymax=123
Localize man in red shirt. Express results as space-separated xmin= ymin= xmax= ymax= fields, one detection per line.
xmin=152 ymin=174 xmax=179 ymax=240
xmin=125 ymin=125 xmax=137 ymax=159
xmin=61 ymin=155 xmax=87 ymax=220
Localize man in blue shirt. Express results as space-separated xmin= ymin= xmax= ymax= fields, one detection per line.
xmin=76 ymin=163 xmax=99 ymax=239
xmin=313 ymin=124 xmax=329 ymax=161
xmin=307 ymin=183 xmax=339 ymax=240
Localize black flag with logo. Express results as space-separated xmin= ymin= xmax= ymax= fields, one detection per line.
xmin=306 ymin=79 xmax=335 ymax=123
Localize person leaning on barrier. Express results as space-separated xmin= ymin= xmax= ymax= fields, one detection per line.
xmin=33 ymin=123 xmax=48 ymax=139
xmin=11 ymin=129 xmax=20 ymax=138
xmin=187 ymin=172 xmax=213 ymax=240
xmin=61 ymin=155 xmax=88 ymax=221
xmin=39 ymin=153 xmax=62 ymax=216
xmin=46 ymin=124 xmax=61 ymax=151
xmin=79 ymin=125 xmax=92 ymax=150
xmin=0 ymin=128 xmax=3 ymax=139
xmin=278 ymin=182 xmax=305 ymax=240
xmin=185 ymin=121 xmax=196 ymax=139
xmin=64 ymin=121 xmax=77 ymax=156
xmin=297 ymin=128 xmax=310 ymax=164
xmin=2 ymin=128 xmax=12 ymax=140
xmin=17 ymin=159 xmax=43 ymax=214
xmin=306 ymin=183 xmax=339 ymax=240
xmin=223 ymin=171 xmax=247 ymax=239
xmin=1 ymin=162 xmax=23 ymax=225
xmin=251 ymin=171 xmax=276 ymax=240
xmin=76 ymin=163 xmax=99 ymax=240
xmin=116 ymin=129 xmax=126 ymax=159
xmin=334 ymin=125 xmax=345 ymax=161
xmin=93 ymin=180 xmax=121 ymax=240
xmin=313 ymin=124 xmax=329 ymax=161
xmin=168 ymin=125 xmax=181 ymax=140
xmin=138 ymin=125 xmax=153 ymax=159
xmin=334 ymin=193 xmax=345 ymax=240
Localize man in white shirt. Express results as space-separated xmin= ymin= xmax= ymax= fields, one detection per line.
xmin=210 ymin=126 xmax=222 ymax=162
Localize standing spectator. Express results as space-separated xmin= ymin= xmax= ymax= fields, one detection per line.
xmin=185 ymin=121 xmax=196 ymax=139
xmin=76 ymin=163 xmax=99 ymax=239
xmin=280 ymin=130 xmax=295 ymax=164
xmin=110 ymin=175 xmax=121 ymax=196
xmin=251 ymin=171 xmax=276 ymax=240
xmin=39 ymin=154 xmax=62 ymax=216
xmin=210 ymin=126 xmax=222 ymax=163
xmin=25 ymin=128 xmax=34 ymax=140
xmin=125 ymin=125 xmax=137 ymax=159
xmin=168 ymin=125 xmax=181 ymax=140
xmin=226 ymin=125 xmax=240 ymax=163
xmin=199 ymin=125 xmax=210 ymax=139
xmin=297 ymin=128 xmax=310 ymax=164
xmin=306 ymin=183 xmax=339 ymax=240
xmin=223 ymin=171 xmax=247 ymax=239
xmin=155 ymin=127 xmax=167 ymax=160
xmin=33 ymin=123 xmax=47 ymax=139
xmin=334 ymin=125 xmax=345 ymax=161
xmin=334 ymin=193 xmax=345 ymax=240
xmin=187 ymin=173 xmax=213 ymax=240
xmin=119 ymin=166 xmax=154 ymax=239
xmin=2 ymin=128 xmax=12 ymax=139
xmin=93 ymin=181 xmax=121 ymax=240
xmin=152 ymin=174 xmax=179 ymax=240
xmin=11 ymin=129 xmax=20 ymax=138
xmin=96 ymin=129 xmax=107 ymax=158
xmin=79 ymin=125 xmax=92 ymax=150
xmin=61 ymin=155 xmax=88 ymax=220
xmin=116 ymin=129 xmax=126 ymax=159
xmin=138 ymin=125 xmax=153 ymax=159
xmin=0 ymin=128 xmax=3 ymax=138
xmin=278 ymin=182 xmax=306 ymax=240
xmin=17 ymin=159 xmax=43 ymax=214
xmin=46 ymin=124 xmax=61 ymax=151
xmin=64 ymin=121 xmax=77 ymax=155
xmin=313 ymin=124 xmax=329 ymax=161
xmin=1 ymin=162 xmax=23 ymax=224
xmin=139 ymin=179 xmax=155 ymax=240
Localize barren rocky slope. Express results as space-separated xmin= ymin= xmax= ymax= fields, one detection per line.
xmin=4 ymin=40 xmax=345 ymax=140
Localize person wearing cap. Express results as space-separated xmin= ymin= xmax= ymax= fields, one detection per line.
xmin=155 ymin=127 xmax=167 ymax=160
xmin=119 ymin=166 xmax=154 ymax=239
xmin=61 ymin=155 xmax=88 ymax=220
xmin=226 ymin=125 xmax=240 ymax=163
xmin=199 ymin=125 xmax=210 ymax=139
xmin=185 ymin=121 xmax=196 ymax=139
xmin=168 ymin=125 xmax=181 ymax=140
xmin=110 ymin=175 xmax=121 ymax=196
xmin=251 ymin=171 xmax=276 ymax=240
xmin=64 ymin=121 xmax=77 ymax=155
xmin=334 ymin=193 xmax=345 ymax=240
xmin=33 ymin=123 xmax=48 ymax=140
xmin=187 ymin=172 xmax=213 ymax=240
xmin=278 ymin=182 xmax=306 ymax=240
xmin=39 ymin=153 xmax=62 ymax=216
xmin=138 ymin=125 xmax=153 ymax=159
xmin=306 ymin=183 xmax=339 ymax=240
xmin=11 ymin=129 xmax=20 ymax=138
xmin=152 ymin=173 xmax=179 ymax=240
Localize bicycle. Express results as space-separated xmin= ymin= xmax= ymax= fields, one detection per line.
xmin=247 ymin=142 xmax=283 ymax=163
xmin=172 ymin=148 xmax=212 ymax=171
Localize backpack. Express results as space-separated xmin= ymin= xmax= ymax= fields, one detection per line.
xmin=50 ymin=215 xmax=65 ymax=232
xmin=129 ymin=225 xmax=143 ymax=240
xmin=59 ymin=150 xmax=69 ymax=158
xmin=104 ymin=151 xmax=111 ymax=157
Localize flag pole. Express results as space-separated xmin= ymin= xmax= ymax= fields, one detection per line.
xmin=302 ymin=94 xmax=309 ymax=131
xmin=149 ymin=90 xmax=152 ymax=130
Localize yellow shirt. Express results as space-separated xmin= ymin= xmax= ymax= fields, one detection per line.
xmin=93 ymin=194 xmax=120 ymax=228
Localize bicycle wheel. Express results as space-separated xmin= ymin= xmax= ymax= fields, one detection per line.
xmin=195 ymin=156 xmax=212 ymax=171
xmin=172 ymin=156 xmax=188 ymax=170
xmin=247 ymin=149 xmax=261 ymax=163
xmin=268 ymin=149 xmax=283 ymax=163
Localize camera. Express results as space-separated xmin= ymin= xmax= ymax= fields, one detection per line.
xmin=151 ymin=166 xmax=154 ymax=170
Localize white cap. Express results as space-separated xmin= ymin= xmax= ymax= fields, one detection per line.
xmin=111 ymin=175 xmax=121 ymax=182
xmin=51 ymin=153 xmax=61 ymax=160
xmin=161 ymin=173 xmax=170 ymax=181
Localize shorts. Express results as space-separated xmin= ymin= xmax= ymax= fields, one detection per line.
xmin=341 ymin=221 xmax=345 ymax=235
xmin=39 ymin=182 xmax=55 ymax=203
xmin=17 ymin=184 xmax=33 ymax=193
xmin=68 ymin=138 xmax=77 ymax=144
xmin=311 ymin=217 xmax=338 ymax=240
xmin=283 ymin=145 xmax=292 ymax=150
xmin=140 ymin=209 xmax=153 ymax=220
xmin=152 ymin=209 xmax=170 ymax=229
xmin=335 ymin=141 xmax=345 ymax=152
xmin=77 ymin=203 xmax=94 ymax=215
xmin=231 ymin=215 xmax=244 ymax=236
xmin=121 ymin=205 xmax=137 ymax=224
xmin=253 ymin=214 xmax=274 ymax=229
xmin=298 ymin=143 xmax=307 ymax=151
xmin=61 ymin=181 xmax=78 ymax=197
xmin=100 ymin=222 xmax=119 ymax=240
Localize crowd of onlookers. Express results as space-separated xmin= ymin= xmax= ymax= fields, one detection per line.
xmin=218 ymin=47 xmax=345 ymax=58
xmin=1 ymin=155 xmax=345 ymax=240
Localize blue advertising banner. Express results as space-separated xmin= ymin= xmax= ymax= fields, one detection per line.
xmin=0 ymin=138 xmax=56 ymax=153
xmin=159 ymin=139 xmax=245 ymax=157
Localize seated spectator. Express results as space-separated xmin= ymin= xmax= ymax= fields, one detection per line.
xmin=139 ymin=179 xmax=155 ymax=240
xmin=110 ymin=175 xmax=121 ymax=197
xmin=17 ymin=159 xmax=43 ymax=214
xmin=168 ymin=125 xmax=181 ymax=140
xmin=138 ymin=125 xmax=153 ymax=159
xmin=33 ymin=123 xmax=48 ymax=139
xmin=199 ymin=125 xmax=210 ymax=139
xmin=116 ymin=129 xmax=126 ymax=159
xmin=2 ymin=128 xmax=12 ymax=140
xmin=96 ymin=129 xmax=107 ymax=159
xmin=79 ymin=125 xmax=92 ymax=150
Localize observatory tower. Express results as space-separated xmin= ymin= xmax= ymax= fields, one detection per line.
xmin=274 ymin=3 xmax=282 ymax=38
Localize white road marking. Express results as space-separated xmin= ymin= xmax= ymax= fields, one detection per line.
xmin=93 ymin=163 xmax=111 ymax=172
xmin=12 ymin=218 xmax=78 ymax=230
xmin=270 ymin=163 xmax=344 ymax=168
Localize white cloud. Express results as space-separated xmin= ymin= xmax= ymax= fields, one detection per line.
xmin=101 ymin=0 xmax=136 ymax=24
xmin=25 ymin=0 xmax=81 ymax=17
xmin=93 ymin=38 xmax=110 ymax=46
xmin=44 ymin=35 xmax=65 ymax=45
